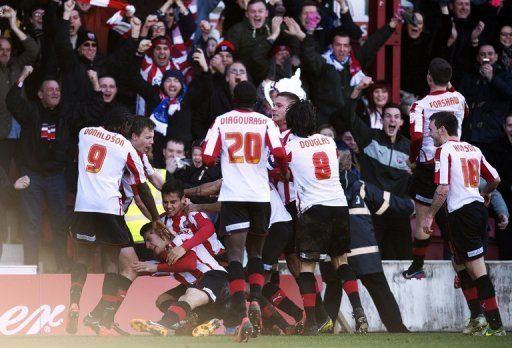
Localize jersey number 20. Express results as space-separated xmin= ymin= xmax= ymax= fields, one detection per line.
xmin=86 ymin=144 xmax=107 ymax=173
xmin=226 ymin=132 xmax=262 ymax=164
xmin=312 ymin=151 xmax=331 ymax=180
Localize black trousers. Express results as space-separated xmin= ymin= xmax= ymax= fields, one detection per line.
xmin=359 ymin=272 xmax=408 ymax=332
xmin=320 ymin=262 xmax=408 ymax=333
xmin=372 ymin=215 xmax=412 ymax=260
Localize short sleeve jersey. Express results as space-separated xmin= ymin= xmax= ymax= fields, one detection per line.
xmin=286 ymin=134 xmax=347 ymax=214
xmin=75 ymin=127 xmax=146 ymax=215
xmin=202 ymin=109 xmax=283 ymax=202
xmin=410 ymin=90 xmax=467 ymax=163
xmin=434 ymin=141 xmax=499 ymax=212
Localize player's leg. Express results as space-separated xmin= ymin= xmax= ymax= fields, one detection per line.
xmin=245 ymin=231 xmax=266 ymax=336
xmin=319 ymin=261 xmax=343 ymax=326
xmin=219 ymin=201 xmax=251 ymax=337
xmin=155 ymin=285 xmax=188 ymax=313
xmin=451 ymin=202 xmax=505 ymax=336
xmin=245 ymin=202 xmax=272 ymax=337
xmin=67 ymin=240 xmax=95 ymax=334
xmin=465 ymin=257 xmax=505 ymax=335
xmin=330 ymin=206 xmax=368 ymax=334
xmin=452 ymin=262 xmax=485 ymax=335
xmin=85 ymin=245 xmax=137 ymax=333
xmin=130 ymin=285 xmax=188 ymax=336
xmin=67 ymin=212 xmax=98 ymax=334
xmin=331 ymin=254 xmax=368 ymax=334
xmin=260 ymin=223 xmax=297 ymax=334
xmin=92 ymin=244 xmax=122 ymax=333
xmin=405 ymin=201 xmax=431 ymax=278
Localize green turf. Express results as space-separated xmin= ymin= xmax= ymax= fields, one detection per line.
xmin=0 ymin=334 xmax=510 ymax=348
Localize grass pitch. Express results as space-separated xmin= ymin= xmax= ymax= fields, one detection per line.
xmin=0 ymin=333 xmax=510 ymax=348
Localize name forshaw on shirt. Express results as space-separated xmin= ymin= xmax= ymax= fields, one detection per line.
xmin=429 ymin=96 xmax=460 ymax=109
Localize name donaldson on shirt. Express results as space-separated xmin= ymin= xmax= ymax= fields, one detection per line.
xmin=83 ymin=128 xmax=125 ymax=147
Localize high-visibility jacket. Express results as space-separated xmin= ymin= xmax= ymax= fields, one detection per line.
xmin=125 ymin=168 xmax=166 ymax=242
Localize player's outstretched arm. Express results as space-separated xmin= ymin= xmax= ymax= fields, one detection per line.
xmin=184 ymin=179 xmax=222 ymax=197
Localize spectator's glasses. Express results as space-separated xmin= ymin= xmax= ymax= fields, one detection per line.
xmin=166 ymin=12 xmax=174 ymax=18
xmin=229 ymin=69 xmax=246 ymax=75
xmin=83 ymin=42 xmax=97 ymax=48
xmin=33 ymin=10 xmax=45 ymax=17
xmin=500 ymin=32 xmax=512 ymax=37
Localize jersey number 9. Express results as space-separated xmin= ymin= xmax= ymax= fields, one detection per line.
xmin=86 ymin=144 xmax=107 ymax=173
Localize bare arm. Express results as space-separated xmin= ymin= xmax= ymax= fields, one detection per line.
xmin=149 ymin=171 xmax=164 ymax=191
xmin=421 ymin=184 xmax=449 ymax=235
xmin=184 ymin=179 xmax=222 ymax=197
xmin=133 ymin=195 xmax=153 ymax=220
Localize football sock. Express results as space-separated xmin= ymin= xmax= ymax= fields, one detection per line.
xmin=314 ymin=279 xmax=329 ymax=325
xmin=227 ymin=261 xmax=247 ymax=321
xmin=114 ymin=275 xmax=133 ymax=314
xmin=97 ymin=273 xmax=120 ymax=328
xmin=270 ymin=270 xmax=280 ymax=286
xmin=457 ymin=269 xmax=482 ymax=319
xmin=323 ymin=280 xmax=343 ymax=323
xmin=247 ymin=257 xmax=265 ymax=302
xmin=475 ymin=275 xmax=502 ymax=330
xmin=263 ymin=282 xmax=303 ymax=322
xmin=160 ymin=301 xmax=191 ymax=328
xmin=298 ymin=272 xmax=317 ymax=327
xmin=337 ymin=264 xmax=362 ymax=309
xmin=70 ymin=263 xmax=87 ymax=306
xmin=261 ymin=297 xmax=289 ymax=330
xmin=410 ymin=237 xmax=430 ymax=271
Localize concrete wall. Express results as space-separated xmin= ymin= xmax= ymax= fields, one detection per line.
xmin=280 ymin=260 xmax=511 ymax=332
xmin=336 ymin=261 xmax=511 ymax=332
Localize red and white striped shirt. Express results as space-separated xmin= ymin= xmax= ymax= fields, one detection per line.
xmin=434 ymin=140 xmax=499 ymax=213
xmin=168 ymin=234 xmax=225 ymax=286
xmin=161 ymin=211 xmax=224 ymax=257
xmin=120 ymin=152 xmax=155 ymax=212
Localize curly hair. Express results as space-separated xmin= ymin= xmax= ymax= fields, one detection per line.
xmin=286 ymin=100 xmax=317 ymax=138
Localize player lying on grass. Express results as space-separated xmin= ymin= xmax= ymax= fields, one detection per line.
xmin=130 ymin=222 xmax=229 ymax=337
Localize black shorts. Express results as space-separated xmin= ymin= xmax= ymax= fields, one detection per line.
xmin=409 ymin=163 xmax=436 ymax=206
xmin=296 ymin=205 xmax=350 ymax=262
xmin=262 ymin=221 xmax=295 ymax=270
xmin=71 ymin=212 xmax=131 ymax=246
xmin=194 ymin=270 xmax=230 ymax=304
xmin=448 ymin=201 xmax=488 ymax=264
xmin=220 ymin=201 xmax=270 ymax=236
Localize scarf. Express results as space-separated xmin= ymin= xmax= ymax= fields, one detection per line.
xmin=136 ymin=56 xmax=176 ymax=115
xmin=322 ymin=49 xmax=366 ymax=87
xmin=149 ymin=90 xmax=186 ymax=136
xmin=77 ymin=0 xmax=128 ymax=10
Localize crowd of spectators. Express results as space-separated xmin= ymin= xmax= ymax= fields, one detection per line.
xmin=0 ymin=0 xmax=511 ymax=271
